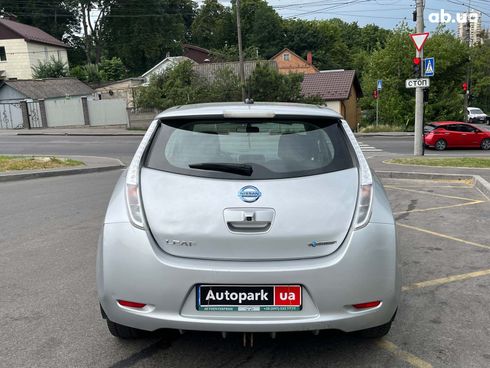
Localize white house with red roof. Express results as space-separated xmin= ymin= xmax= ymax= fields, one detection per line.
xmin=0 ymin=18 xmax=68 ymax=80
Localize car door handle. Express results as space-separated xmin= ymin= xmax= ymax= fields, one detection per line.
xmin=224 ymin=208 xmax=275 ymax=233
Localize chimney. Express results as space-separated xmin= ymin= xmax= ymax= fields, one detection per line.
xmin=306 ymin=51 xmax=313 ymax=65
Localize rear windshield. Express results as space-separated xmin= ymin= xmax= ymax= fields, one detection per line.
xmin=144 ymin=118 xmax=354 ymax=180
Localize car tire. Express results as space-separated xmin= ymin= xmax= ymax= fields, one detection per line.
xmin=106 ymin=319 xmax=147 ymax=339
xmin=353 ymin=321 xmax=392 ymax=339
xmin=435 ymin=139 xmax=447 ymax=151
xmin=481 ymin=138 xmax=490 ymax=150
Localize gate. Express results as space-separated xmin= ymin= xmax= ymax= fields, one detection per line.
xmin=0 ymin=102 xmax=23 ymax=129
xmin=27 ymin=101 xmax=43 ymax=128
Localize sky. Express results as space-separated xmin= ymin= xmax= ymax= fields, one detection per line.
xmin=207 ymin=0 xmax=490 ymax=32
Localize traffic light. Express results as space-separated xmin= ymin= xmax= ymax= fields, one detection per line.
xmin=372 ymin=90 xmax=378 ymax=99
xmin=423 ymin=89 xmax=429 ymax=103
xmin=412 ymin=57 xmax=421 ymax=77
xmin=462 ymin=82 xmax=468 ymax=92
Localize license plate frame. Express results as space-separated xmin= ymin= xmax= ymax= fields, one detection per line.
xmin=196 ymin=284 xmax=302 ymax=311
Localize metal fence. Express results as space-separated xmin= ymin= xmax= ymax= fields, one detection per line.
xmin=0 ymin=98 xmax=129 ymax=129
xmin=27 ymin=101 xmax=43 ymax=128
xmin=0 ymin=102 xmax=23 ymax=129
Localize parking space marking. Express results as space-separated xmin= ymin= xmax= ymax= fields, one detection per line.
xmin=376 ymin=340 xmax=433 ymax=368
xmin=402 ymin=269 xmax=490 ymax=291
xmin=397 ymin=223 xmax=490 ymax=250
xmin=393 ymin=200 xmax=484 ymax=215
xmin=385 ymin=185 xmax=482 ymax=202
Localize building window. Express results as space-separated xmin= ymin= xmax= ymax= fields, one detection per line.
xmin=283 ymin=53 xmax=290 ymax=61
xmin=0 ymin=47 xmax=6 ymax=61
xmin=44 ymin=46 xmax=48 ymax=60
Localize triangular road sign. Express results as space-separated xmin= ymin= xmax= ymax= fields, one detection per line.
xmin=410 ymin=32 xmax=429 ymax=51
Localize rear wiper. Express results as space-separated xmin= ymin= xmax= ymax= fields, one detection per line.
xmin=189 ymin=163 xmax=253 ymax=176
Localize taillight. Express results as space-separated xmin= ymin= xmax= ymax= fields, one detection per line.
xmin=356 ymin=184 xmax=373 ymax=227
xmin=125 ymin=120 xmax=159 ymax=228
xmin=352 ymin=301 xmax=381 ymax=309
xmin=341 ymin=120 xmax=373 ymax=229
xmin=117 ymin=300 xmax=146 ymax=309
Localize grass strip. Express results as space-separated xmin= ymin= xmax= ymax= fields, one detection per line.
xmin=387 ymin=157 xmax=490 ymax=168
xmin=0 ymin=156 xmax=84 ymax=172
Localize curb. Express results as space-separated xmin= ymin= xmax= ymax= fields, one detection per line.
xmin=17 ymin=132 xmax=145 ymax=137
xmin=376 ymin=170 xmax=490 ymax=200
xmin=355 ymin=133 xmax=415 ymax=137
xmin=0 ymin=161 xmax=125 ymax=182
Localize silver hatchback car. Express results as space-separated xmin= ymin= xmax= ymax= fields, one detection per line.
xmin=97 ymin=102 xmax=399 ymax=339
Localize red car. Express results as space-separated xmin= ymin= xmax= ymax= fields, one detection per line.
xmin=424 ymin=121 xmax=490 ymax=151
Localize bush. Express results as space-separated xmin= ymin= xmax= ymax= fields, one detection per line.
xmin=32 ymin=56 xmax=68 ymax=78
xmin=358 ymin=124 xmax=408 ymax=133
xmin=98 ymin=57 xmax=127 ymax=81
xmin=69 ymin=58 xmax=127 ymax=83
xmin=135 ymin=60 xmax=324 ymax=109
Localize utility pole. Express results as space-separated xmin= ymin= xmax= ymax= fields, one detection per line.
xmin=236 ymin=0 xmax=246 ymax=101
xmin=414 ymin=0 xmax=425 ymax=156
xmin=463 ymin=0 xmax=472 ymax=122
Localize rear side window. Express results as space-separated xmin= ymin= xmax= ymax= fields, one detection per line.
xmin=424 ymin=124 xmax=437 ymax=133
xmin=144 ymin=118 xmax=354 ymax=180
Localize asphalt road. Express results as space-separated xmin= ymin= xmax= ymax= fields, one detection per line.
xmin=0 ymin=135 xmax=142 ymax=164
xmin=1 ymin=132 xmax=490 ymax=163
xmin=359 ymin=136 xmax=490 ymax=156
xmin=1 ymin=171 xmax=489 ymax=367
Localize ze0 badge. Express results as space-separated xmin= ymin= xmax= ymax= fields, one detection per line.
xmin=197 ymin=285 xmax=302 ymax=311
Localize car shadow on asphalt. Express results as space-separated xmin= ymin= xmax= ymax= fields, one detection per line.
xmin=108 ymin=330 xmax=382 ymax=368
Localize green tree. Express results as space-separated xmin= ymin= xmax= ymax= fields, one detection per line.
xmin=210 ymin=45 xmax=260 ymax=62
xmin=98 ymin=57 xmax=127 ymax=81
xmin=69 ymin=63 xmax=102 ymax=83
xmin=282 ymin=19 xmax=325 ymax=59
xmin=470 ymin=41 xmax=490 ymax=112
xmin=360 ymin=24 xmax=419 ymax=127
xmin=247 ymin=63 xmax=322 ymax=103
xmin=32 ymin=56 xmax=69 ymax=78
xmin=136 ymin=60 xmax=206 ymax=109
xmin=234 ymin=0 xmax=283 ymax=58
xmin=102 ymin=0 xmax=195 ymax=74
xmin=423 ymin=28 xmax=469 ymax=121
xmin=360 ymin=24 xmax=469 ymax=126
xmin=0 ymin=0 xmax=79 ymax=40
xmin=191 ymin=0 xmax=234 ymax=50
xmin=207 ymin=67 xmax=242 ymax=102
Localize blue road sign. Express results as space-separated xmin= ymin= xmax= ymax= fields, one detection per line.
xmin=424 ymin=57 xmax=435 ymax=77
xmin=377 ymin=80 xmax=383 ymax=90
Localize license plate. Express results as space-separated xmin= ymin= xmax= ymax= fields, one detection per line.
xmin=197 ymin=285 xmax=302 ymax=311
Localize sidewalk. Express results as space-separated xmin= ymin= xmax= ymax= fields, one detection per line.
xmin=0 ymin=127 xmax=145 ymax=136
xmin=368 ymin=154 xmax=490 ymax=191
xmin=0 ymin=128 xmax=416 ymax=137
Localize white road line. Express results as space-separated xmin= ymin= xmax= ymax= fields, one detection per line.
xmin=358 ymin=142 xmax=383 ymax=152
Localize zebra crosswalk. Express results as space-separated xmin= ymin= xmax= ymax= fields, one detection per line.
xmin=358 ymin=141 xmax=383 ymax=153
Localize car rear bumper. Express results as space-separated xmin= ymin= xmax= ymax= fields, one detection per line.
xmin=97 ymin=221 xmax=399 ymax=333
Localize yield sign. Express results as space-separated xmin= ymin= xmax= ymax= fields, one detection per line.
xmin=410 ymin=32 xmax=429 ymax=51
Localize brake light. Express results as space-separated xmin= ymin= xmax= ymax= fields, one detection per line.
xmin=117 ymin=300 xmax=147 ymax=309
xmin=125 ymin=120 xmax=159 ymax=228
xmin=341 ymin=120 xmax=373 ymax=229
xmin=353 ymin=301 xmax=381 ymax=309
